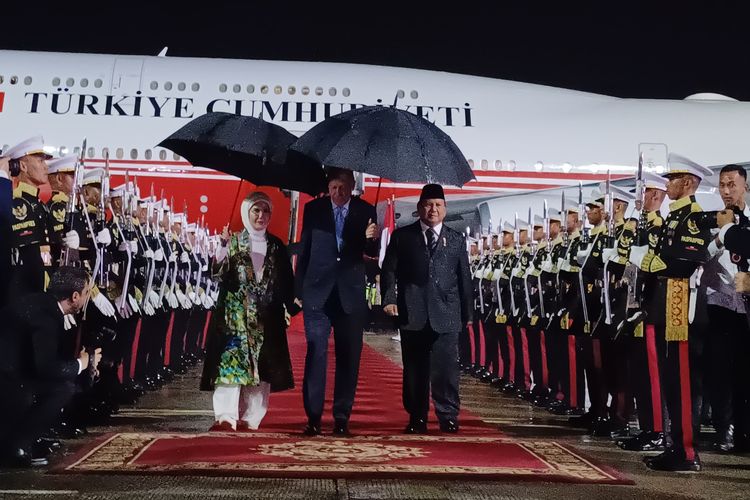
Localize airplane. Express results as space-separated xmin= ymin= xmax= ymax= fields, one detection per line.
xmin=1 ymin=48 xmax=749 ymax=240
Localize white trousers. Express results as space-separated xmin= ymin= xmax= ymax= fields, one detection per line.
xmin=212 ymin=382 xmax=271 ymax=429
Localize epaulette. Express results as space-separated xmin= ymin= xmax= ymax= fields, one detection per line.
xmin=51 ymin=192 xmax=69 ymax=203
xmin=624 ymin=220 xmax=637 ymax=231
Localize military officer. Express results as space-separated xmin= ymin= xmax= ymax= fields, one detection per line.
xmin=630 ymin=153 xmax=715 ymax=472
xmin=493 ymin=222 xmax=518 ymax=389
xmin=8 ymin=136 xmax=53 ymax=295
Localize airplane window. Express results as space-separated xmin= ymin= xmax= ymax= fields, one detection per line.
xmin=159 ymin=150 xmax=167 ymax=160
xmin=130 ymin=149 xmax=138 ymax=160
xmin=301 ymin=86 xmax=310 ymax=95
xmin=24 ymin=76 xmax=32 ymax=85
xmin=60 ymin=147 xmax=69 ymax=155
xmin=342 ymin=88 xmax=351 ymax=97
xmin=145 ymin=149 xmax=152 ymax=160
xmin=102 ymin=147 xmax=109 ymax=157
xmin=177 ymin=82 xmax=186 ymax=91
xmin=508 ymin=160 xmax=516 ymax=171
xmin=219 ymin=83 xmax=227 ymax=93
xmin=52 ymin=77 xmax=60 ymax=86
xmin=80 ymin=78 xmax=88 ymax=88
xmin=87 ymin=147 xmax=95 ymax=158
xmin=2 ymin=144 xmax=8 ymax=152
xmin=10 ymin=76 xmax=18 ymax=85
xmin=260 ymin=85 xmax=268 ymax=94
xmin=468 ymin=159 xmax=474 ymax=168
xmin=274 ymin=85 xmax=282 ymax=95
xmin=94 ymin=79 xmax=103 ymax=88
xmin=73 ymin=147 xmax=80 ymax=155
xmin=192 ymin=83 xmax=200 ymax=91
xmin=247 ymin=84 xmax=255 ymax=94
xmin=65 ymin=77 xmax=74 ymax=87
xmin=411 ymin=90 xmax=418 ymax=99
xmin=494 ymin=160 xmax=502 ymax=170
xmin=233 ymin=84 xmax=241 ymax=93
xmin=534 ymin=161 xmax=544 ymax=171
xmin=481 ymin=159 xmax=488 ymax=170
xmin=315 ymin=87 xmax=323 ymax=96
xmin=288 ymin=86 xmax=296 ymax=95
xmin=397 ymin=89 xmax=405 ymax=99
xmin=164 ymin=82 xmax=173 ymax=91
xmin=0 ymin=76 xmax=4 ymax=85
xmin=329 ymin=87 xmax=336 ymax=96
xmin=116 ymin=148 xmax=124 ymax=159
xmin=173 ymin=153 xmax=181 ymax=161
xmin=150 ymin=81 xmax=158 ymax=90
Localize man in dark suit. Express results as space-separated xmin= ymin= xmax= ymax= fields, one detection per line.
xmin=0 ymin=266 xmax=99 ymax=467
xmin=295 ymin=168 xmax=378 ymax=436
xmin=0 ymin=156 xmax=11 ymax=305
xmin=381 ymin=184 xmax=473 ymax=434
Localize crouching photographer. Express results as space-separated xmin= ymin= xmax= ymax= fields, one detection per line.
xmin=0 ymin=266 xmax=101 ymax=467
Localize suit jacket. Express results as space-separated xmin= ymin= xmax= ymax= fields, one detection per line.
xmin=0 ymin=292 xmax=80 ymax=382
xmin=381 ymin=221 xmax=473 ymax=334
xmin=295 ymin=195 xmax=377 ymax=313
xmin=0 ymin=177 xmax=11 ymax=303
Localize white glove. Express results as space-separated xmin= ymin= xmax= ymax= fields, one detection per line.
xmin=167 ymin=290 xmax=179 ymax=309
xmin=145 ymin=248 xmax=154 ymax=259
xmin=93 ymin=292 xmax=116 ymax=317
xmin=63 ymin=314 xmax=77 ymax=330
xmin=181 ymin=252 xmax=190 ymax=264
xmin=96 ymin=228 xmax=112 ymax=246
xmin=128 ymin=294 xmax=140 ymax=314
xmin=148 ymin=289 xmax=161 ymax=308
xmin=130 ymin=240 xmax=138 ymax=254
xmin=118 ymin=241 xmax=129 ymax=252
xmin=64 ymin=230 xmax=80 ymax=250
xmin=602 ymin=248 xmax=618 ymax=263
xmin=154 ymin=248 xmax=164 ymax=261
xmin=541 ymin=259 xmax=554 ymax=273
xmin=576 ymin=249 xmax=589 ymax=265
xmin=202 ymin=293 xmax=214 ymax=309
xmin=473 ymin=266 xmax=485 ymax=279
xmin=214 ymin=245 xmax=228 ymax=263
xmin=142 ymin=299 xmax=155 ymax=316
xmin=175 ymin=287 xmax=189 ymax=309
xmin=169 ymin=251 xmax=177 ymax=263
xmin=202 ymin=263 xmax=209 ymax=272
xmin=629 ymin=245 xmax=649 ymax=268
xmin=117 ymin=297 xmax=133 ymax=319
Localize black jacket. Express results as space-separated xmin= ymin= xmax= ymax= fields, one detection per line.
xmin=381 ymin=221 xmax=473 ymax=333
xmin=295 ymin=196 xmax=377 ymax=313
xmin=724 ymin=224 xmax=750 ymax=259
xmin=0 ymin=177 xmax=11 ymax=303
xmin=0 ymin=293 xmax=80 ymax=381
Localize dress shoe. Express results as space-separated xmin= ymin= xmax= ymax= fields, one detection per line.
xmin=590 ymin=417 xmax=613 ymax=437
xmin=490 ymin=376 xmax=505 ymax=388
xmin=32 ymin=438 xmax=60 ymax=457
xmin=332 ymin=419 xmax=349 ymax=436
xmin=714 ymin=425 xmax=735 ymax=453
xmin=568 ymin=412 xmax=593 ymax=428
xmin=618 ymin=432 xmax=665 ymax=451
xmin=516 ymin=389 xmax=534 ymax=401
xmin=565 ymin=407 xmax=586 ymax=416
xmin=645 ymin=450 xmax=701 ymax=472
xmin=404 ymin=417 xmax=428 ymax=434
xmin=0 ymin=447 xmax=49 ymax=468
xmin=209 ymin=421 xmax=235 ymax=432
xmin=53 ymin=421 xmax=87 ymax=439
xmin=439 ymin=419 xmax=459 ymax=433
xmin=480 ymin=371 xmax=494 ymax=383
xmin=609 ymin=425 xmax=631 ymax=440
xmin=533 ymin=394 xmax=550 ymax=407
xmin=501 ymin=382 xmax=517 ymax=394
xmin=303 ymin=420 xmax=322 ymax=436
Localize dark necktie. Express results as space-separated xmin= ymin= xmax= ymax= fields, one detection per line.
xmin=426 ymin=228 xmax=437 ymax=255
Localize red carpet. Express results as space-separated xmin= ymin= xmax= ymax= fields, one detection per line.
xmin=57 ymin=317 xmax=632 ymax=484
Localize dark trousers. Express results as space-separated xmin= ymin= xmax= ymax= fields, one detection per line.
xmin=459 ymin=323 xmax=472 ymax=366
xmin=185 ymin=309 xmax=208 ymax=357
xmin=656 ymin=326 xmax=704 ymax=461
xmin=707 ymin=305 xmax=750 ymax=436
xmin=603 ymin=335 xmax=633 ymax=426
xmin=527 ymin=327 xmax=549 ymax=393
xmin=581 ymin=336 xmax=607 ymax=418
xmin=483 ymin=319 xmax=501 ymax=377
xmin=629 ymin=325 xmax=664 ymax=433
xmin=167 ymin=309 xmax=191 ymax=367
xmin=401 ymin=326 xmax=460 ymax=422
xmin=546 ymin=331 xmax=567 ymax=401
xmin=471 ymin=317 xmax=483 ymax=367
xmin=0 ymin=375 xmax=75 ymax=452
xmin=512 ymin=325 xmax=531 ymax=390
xmin=303 ymin=289 xmax=364 ymax=422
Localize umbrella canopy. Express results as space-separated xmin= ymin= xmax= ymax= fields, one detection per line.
xmin=289 ymin=106 xmax=475 ymax=187
xmin=159 ymin=112 xmax=326 ymax=195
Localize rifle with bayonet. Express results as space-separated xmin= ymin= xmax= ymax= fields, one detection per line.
xmin=60 ymin=138 xmax=86 ymax=266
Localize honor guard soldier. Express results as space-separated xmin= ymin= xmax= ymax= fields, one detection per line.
xmin=548 ymin=203 xmax=586 ymax=416
xmin=46 ymin=154 xmax=77 ymax=264
xmin=8 ymin=136 xmax=53 ymax=294
xmin=524 ymin=214 xmax=551 ymax=403
xmin=630 ymin=153 xmax=715 ymax=472
xmin=575 ymin=191 xmax=610 ymax=435
xmin=493 ymin=222 xmax=518 ymax=389
xmin=506 ymin=221 xmax=531 ymax=395
xmin=617 ymin=172 xmax=668 ymax=451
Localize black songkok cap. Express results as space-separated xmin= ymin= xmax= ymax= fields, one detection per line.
xmin=419 ymin=183 xmax=445 ymax=201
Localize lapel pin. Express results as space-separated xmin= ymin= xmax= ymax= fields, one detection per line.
xmin=442 ymin=237 xmax=446 ymax=247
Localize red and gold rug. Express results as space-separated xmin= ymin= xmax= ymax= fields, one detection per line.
xmin=56 ymin=317 xmax=632 ymax=484
xmin=60 ymin=431 xmax=632 ymax=484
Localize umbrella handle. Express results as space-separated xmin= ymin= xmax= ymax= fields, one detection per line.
xmin=229 ymin=179 xmax=244 ymax=229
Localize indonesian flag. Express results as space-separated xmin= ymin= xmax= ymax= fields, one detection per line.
xmin=378 ymin=197 xmax=396 ymax=267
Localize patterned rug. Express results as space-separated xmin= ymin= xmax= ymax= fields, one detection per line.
xmin=58 ymin=431 xmax=633 ymax=484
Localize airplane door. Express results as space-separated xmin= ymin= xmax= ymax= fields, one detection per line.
xmin=111 ymin=58 xmax=143 ymax=94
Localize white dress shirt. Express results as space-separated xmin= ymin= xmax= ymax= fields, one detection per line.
xmin=419 ymin=221 xmax=443 ymax=246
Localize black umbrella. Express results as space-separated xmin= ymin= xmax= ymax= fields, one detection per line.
xmin=158 ymin=112 xmax=326 ymax=195
xmin=288 ymin=105 xmax=475 ymax=187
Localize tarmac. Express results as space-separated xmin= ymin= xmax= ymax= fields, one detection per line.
xmin=0 ymin=330 xmax=748 ymax=499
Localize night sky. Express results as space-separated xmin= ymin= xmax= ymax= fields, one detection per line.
xmin=3 ymin=3 xmax=750 ymax=100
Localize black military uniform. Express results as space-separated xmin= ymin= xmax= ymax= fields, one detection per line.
xmin=11 ymin=182 xmax=51 ymax=295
